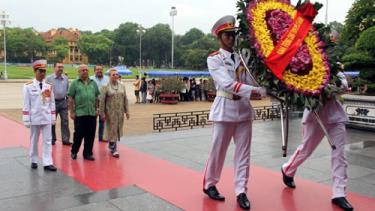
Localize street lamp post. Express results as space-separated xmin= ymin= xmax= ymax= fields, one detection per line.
xmin=136 ymin=25 xmax=146 ymax=72
xmin=0 ymin=11 xmax=10 ymax=80
xmin=170 ymin=6 xmax=177 ymax=69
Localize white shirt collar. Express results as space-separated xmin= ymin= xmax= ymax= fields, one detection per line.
xmin=219 ymin=48 xmax=236 ymax=58
xmin=33 ymin=78 xmax=45 ymax=87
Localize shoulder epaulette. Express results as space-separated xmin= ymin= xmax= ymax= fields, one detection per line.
xmin=46 ymin=82 xmax=53 ymax=85
xmin=25 ymin=81 xmax=33 ymax=85
xmin=208 ymin=51 xmax=220 ymax=57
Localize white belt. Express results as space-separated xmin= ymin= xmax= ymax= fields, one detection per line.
xmin=216 ymin=91 xmax=235 ymax=100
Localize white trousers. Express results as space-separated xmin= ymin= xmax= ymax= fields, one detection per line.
xmin=203 ymin=121 xmax=252 ymax=196
xmin=282 ymin=121 xmax=348 ymax=198
xmin=29 ymin=125 xmax=53 ymax=166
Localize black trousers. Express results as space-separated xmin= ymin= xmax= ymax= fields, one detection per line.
xmin=71 ymin=116 xmax=96 ymax=157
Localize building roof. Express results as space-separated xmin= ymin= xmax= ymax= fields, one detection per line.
xmin=39 ymin=28 xmax=81 ymax=42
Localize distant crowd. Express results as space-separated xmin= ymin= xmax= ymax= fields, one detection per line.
xmin=133 ymin=76 xmax=212 ymax=104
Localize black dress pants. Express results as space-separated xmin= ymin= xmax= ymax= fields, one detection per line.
xmin=71 ymin=116 xmax=96 ymax=157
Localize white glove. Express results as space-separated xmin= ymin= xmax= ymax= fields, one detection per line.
xmin=51 ymin=121 xmax=56 ymax=125
xmin=256 ymin=87 xmax=267 ymax=97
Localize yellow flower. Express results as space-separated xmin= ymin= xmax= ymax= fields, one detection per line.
xmin=249 ymin=0 xmax=328 ymax=93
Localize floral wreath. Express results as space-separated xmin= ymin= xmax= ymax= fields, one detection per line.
xmin=237 ymin=0 xmax=340 ymax=110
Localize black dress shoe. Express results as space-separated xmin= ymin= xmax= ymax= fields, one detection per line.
xmin=281 ymin=168 xmax=296 ymax=188
xmin=31 ymin=163 xmax=38 ymax=169
xmin=203 ymin=186 xmax=225 ymax=201
xmin=44 ymin=165 xmax=57 ymax=171
xmin=237 ymin=193 xmax=251 ymax=210
xmin=52 ymin=140 xmax=56 ymax=145
xmin=332 ymin=197 xmax=353 ymax=211
xmin=62 ymin=142 xmax=72 ymax=146
xmin=83 ymin=155 xmax=95 ymax=161
xmin=71 ymin=153 xmax=77 ymax=160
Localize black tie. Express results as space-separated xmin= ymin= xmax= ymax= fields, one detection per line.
xmin=39 ymin=82 xmax=43 ymax=90
xmin=231 ymin=54 xmax=236 ymax=64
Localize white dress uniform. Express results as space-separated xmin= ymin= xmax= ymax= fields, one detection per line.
xmin=282 ymin=73 xmax=350 ymax=199
xmin=203 ymin=47 xmax=264 ymax=196
xmin=22 ymin=78 xmax=56 ymax=166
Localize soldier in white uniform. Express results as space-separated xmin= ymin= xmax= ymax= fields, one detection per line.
xmin=22 ymin=60 xmax=57 ymax=171
xmin=281 ymin=69 xmax=354 ymax=211
xmin=202 ymin=15 xmax=266 ymax=210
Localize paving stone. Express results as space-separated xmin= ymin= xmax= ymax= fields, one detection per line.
xmin=110 ymin=192 xmax=182 ymax=211
xmin=61 ymin=201 xmax=121 ymax=211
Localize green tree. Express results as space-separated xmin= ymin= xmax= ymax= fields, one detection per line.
xmin=183 ymin=49 xmax=208 ymax=69
xmin=340 ymin=0 xmax=375 ymax=47
xmin=1 ymin=27 xmax=48 ymax=63
xmin=328 ymin=21 xmax=344 ymax=33
xmin=180 ymin=28 xmax=205 ymax=46
xmin=356 ymin=26 xmax=375 ymax=56
xmin=113 ymin=22 xmax=139 ymax=66
xmin=48 ymin=36 xmax=69 ymax=63
xmin=343 ymin=26 xmax=375 ymax=94
xmin=78 ymin=34 xmax=113 ymax=64
xmin=182 ymin=35 xmax=218 ymax=69
xmin=143 ymin=24 xmax=172 ymax=68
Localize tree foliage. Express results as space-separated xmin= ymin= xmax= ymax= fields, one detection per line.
xmin=48 ymin=36 xmax=69 ymax=63
xmin=180 ymin=28 xmax=205 ymax=46
xmin=1 ymin=27 xmax=48 ymax=63
xmin=340 ymin=0 xmax=375 ymax=48
xmin=3 ymin=22 xmax=219 ymax=69
xmin=356 ymin=26 xmax=375 ymax=56
xmin=112 ymin=22 xmax=139 ymax=66
xmin=143 ymin=24 xmax=172 ymax=68
xmin=78 ymin=34 xmax=113 ymax=65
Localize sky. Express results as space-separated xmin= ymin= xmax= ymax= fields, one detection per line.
xmin=1 ymin=0 xmax=355 ymax=35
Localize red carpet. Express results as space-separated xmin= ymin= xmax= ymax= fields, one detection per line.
xmin=1 ymin=115 xmax=374 ymax=211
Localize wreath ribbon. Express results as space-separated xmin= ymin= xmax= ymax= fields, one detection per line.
xmin=265 ymin=2 xmax=317 ymax=80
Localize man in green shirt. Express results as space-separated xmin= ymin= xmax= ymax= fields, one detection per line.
xmin=68 ymin=64 xmax=100 ymax=161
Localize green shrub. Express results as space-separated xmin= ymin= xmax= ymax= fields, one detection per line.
xmin=366 ymin=83 xmax=375 ymax=95
xmin=342 ymin=52 xmax=375 ymax=69
xmin=159 ymin=78 xmax=184 ymax=93
xmin=356 ymin=26 xmax=375 ymax=56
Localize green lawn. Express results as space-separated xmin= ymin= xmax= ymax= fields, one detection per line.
xmin=1 ymin=65 xmax=143 ymax=79
xmin=1 ymin=65 xmax=206 ymax=79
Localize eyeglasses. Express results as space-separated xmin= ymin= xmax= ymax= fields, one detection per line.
xmin=37 ymin=69 xmax=47 ymax=73
xmin=111 ymin=74 xmax=119 ymax=76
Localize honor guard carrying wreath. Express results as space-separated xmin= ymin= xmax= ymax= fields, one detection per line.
xmin=22 ymin=59 xmax=57 ymax=172
xmin=202 ymin=15 xmax=266 ymax=210
xmin=281 ymin=64 xmax=354 ymax=211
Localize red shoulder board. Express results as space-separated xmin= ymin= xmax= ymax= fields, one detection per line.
xmin=208 ymin=51 xmax=220 ymax=57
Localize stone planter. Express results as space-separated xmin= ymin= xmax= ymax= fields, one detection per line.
xmin=207 ymin=91 xmax=216 ymax=102
xmin=250 ymin=90 xmax=262 ymax=100
xmin=160 ymin=93 xmax=179 ymax=104
xmin=342 ymin=94 xmax=375 ymax=131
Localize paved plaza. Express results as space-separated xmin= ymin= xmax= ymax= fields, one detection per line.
xmin=0 ymin=81 xmax=374 ymax=210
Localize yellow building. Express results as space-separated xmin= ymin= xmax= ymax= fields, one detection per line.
xmin=40 ymin=28 xmax=88 ymax=64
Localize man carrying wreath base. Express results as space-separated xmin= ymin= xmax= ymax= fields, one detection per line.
xmin=281 ymin=65 xmax=354 ymax=211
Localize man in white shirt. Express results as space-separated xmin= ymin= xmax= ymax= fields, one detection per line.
xmin=90 ymin=65 xmax=109 ymax=142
